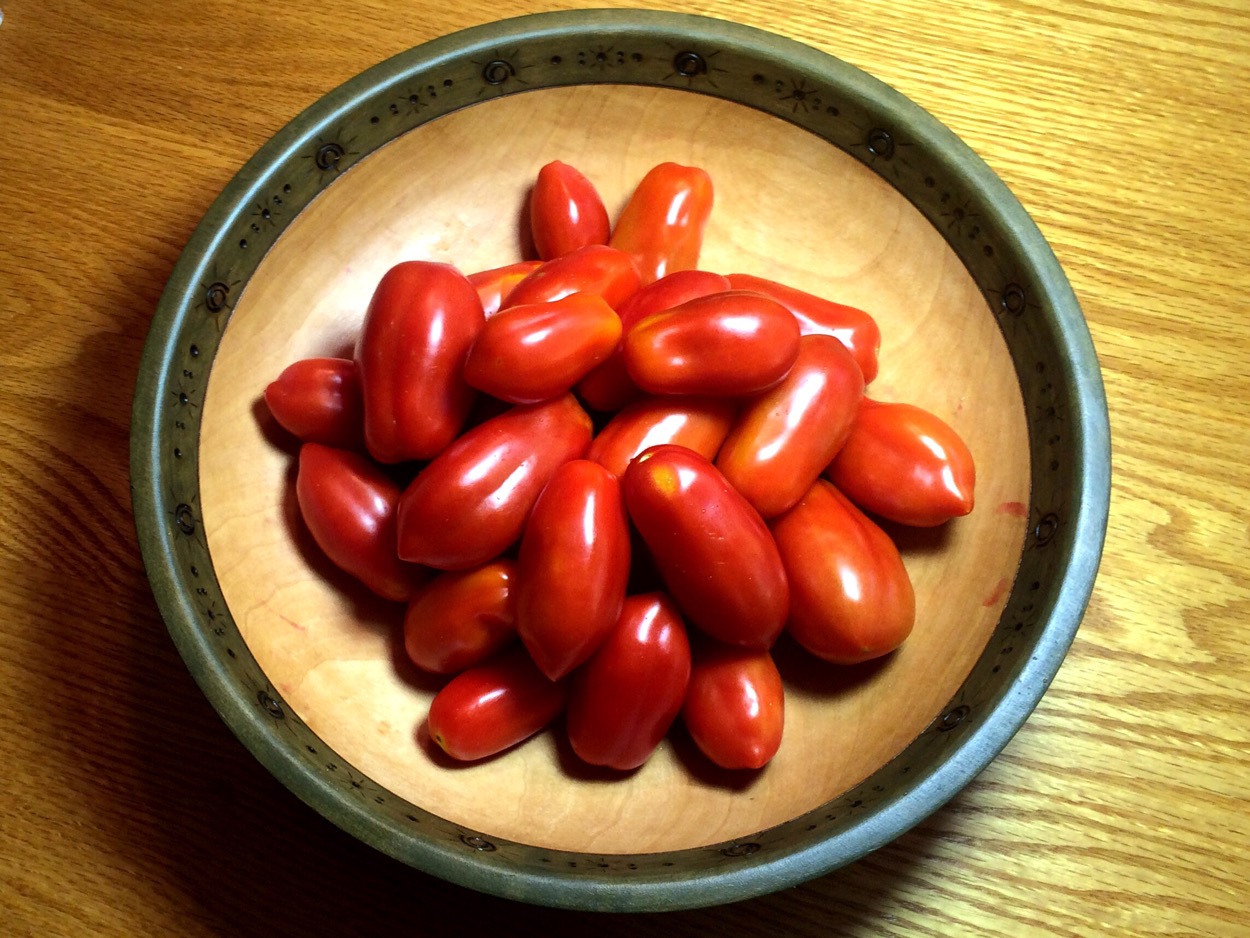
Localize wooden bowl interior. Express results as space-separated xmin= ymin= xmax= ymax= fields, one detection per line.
xmin=199 ymin=84 xmax=1029 ymax=854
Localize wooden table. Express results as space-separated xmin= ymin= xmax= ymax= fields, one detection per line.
xmin=2 ymin=1 xmax=1246 ymax=934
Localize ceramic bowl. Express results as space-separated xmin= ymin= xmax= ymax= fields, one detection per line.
xmin=130 ymin=9 xmax=1110 ymax=912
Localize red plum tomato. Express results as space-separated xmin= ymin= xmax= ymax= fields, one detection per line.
xmin=355 ymin=261 xmax=484 ymax=463
xmin=621 ymin=444 xmax=789 ymax=648
xmin=515 ymin=460 xmax=631 ymax=680
xmin=403 ymin=560 xmax=518 ymax=675
xmin=530 ymin=160 xmax=611 ymax=260
xmin=609 ymin=162 xmax=714 ymax=285
xmin=396 ymin=394 xmax=593 ymax=570
xmin=566 ymin=592 xmax=692 ymax=770
xmin=770 ymin=480 xmax=916 ymax=664
xmin=682 ymin=642 xmax=785 ymax=770
xmin=295 ymin=443 xmax=428 ymax=602
xmin=426 ymin=647 xmax=568 ymax=761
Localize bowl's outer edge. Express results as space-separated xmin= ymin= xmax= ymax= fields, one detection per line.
xmin=129 ymin=8 xmax=1112 ymax=913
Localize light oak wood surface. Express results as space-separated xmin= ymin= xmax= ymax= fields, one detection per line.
xmin=1 ymin=1 xmax=1246 ymax=935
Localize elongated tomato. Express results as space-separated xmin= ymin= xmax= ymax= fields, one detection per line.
xmin=609 ymin=162 xmax=714 ymax=285
xmin=355 ymin=261 xmax=484 ymax=463
xmin=403 ymin=560 xmax=517 ymax=675
xmin=682 ymin=642 xmax=784 ymax=770
xmin=530 ymin=160 xmax=611 ymax=260
xmin=426 ymin=647 xmax=568 ymax=761
xmin=623 ymin=291 xmax=801 ymax=397
xmin=717 ymin=334 xmax=865 ymax=518
xmin=622 ymin=445 xmax=789 ymax=648
xmin=825 ymin=399 xmax=976 ymax=527
xmin=566 ymin=593 xmax=691 ymax=770
xmin=464 ymin=294 xmax=621 ymax=404
xmin=295 ymin=443 xmax=428 ymax=601
xmin=502 ymin=244 xmax=641 ymax=311
xmin=264 ymin=357 xmax=364 ymax=450
xmin=586 ymin=395 xmax=737 ymax=479
xmin=396 ymin=394 xmax=593 ymax=570
xmin=515 ymin=461 xmax=631 ymax=680
xmin=576 ymin=269 xmax=732 ymax=412
xmin=725 ymin=273 xmax=881 ymax=384
xmin=770 ymin=480 xmax=915 ymax=664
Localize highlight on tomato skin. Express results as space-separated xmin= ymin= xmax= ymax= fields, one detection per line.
xmin=586 ymin=395 xmax=738 ymax=479
xmin=468 ymin=260 xmax=543 ymax=318
xmin=264 ymin=357 xmax=366 ymax=450
xmin=824 ymin=398 xmax=976 ymax=527
xmin=501 ymin=244 xmax=642 ymax=311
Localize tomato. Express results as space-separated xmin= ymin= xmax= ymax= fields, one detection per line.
xmin=716 ymin=335 xmax=865 ymax=519
xmin=396 ymin=394 xmax=593 ymax=570
xmin=576 ymin=270 xmax=731 ymax=412
xmin=682 ymin=642 xmax=784 ymax=770
xmin=622 ymin=290 xmax=801 ymax=397
xmin=530 ymin=160 xmax=611 ymax=260
xmin=825 ymin=399 xmax=975 ymax=527
xmin=622 ymin=445 xmax=789 ymax=648
xmin=566 ymin=592 xmax=691 ymax=770
xmin=502 ymin=244 xmax=642 ymax=311
xmin=770 ymin=480 xmax=915 ymax=664
xmin=295 ymin=443 xmax=428 ymax=602
xmin=263 ymin=357 xmax=364 ymax=450
xmin=463 ymin=294 xmax=622 ymax=404
xmin=725 ymin=273 xmax=881 ymax=384
xmin=515 ymin=460 xmax=631 ymax=680
xmin=468 ymin=260 xmax=542 ymax=318
xmin=403 ymin=560 xmax=517 ymax=675
xmin=426 ymin=647 xmax=568 ymax=761
xmin=609 ymin=162 xmax=714 ymax=285
xmin=586 ymin=395 xmax=737 ymax=479
xmin=355 ymin=261 xmax=484 ymax=463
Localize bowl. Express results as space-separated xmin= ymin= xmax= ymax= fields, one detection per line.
xmin=130 ymin=9 xmax=1110 ymax=912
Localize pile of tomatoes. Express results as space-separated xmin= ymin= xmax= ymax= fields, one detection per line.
xmin=262 ymin=160 xmax=976 ymax=773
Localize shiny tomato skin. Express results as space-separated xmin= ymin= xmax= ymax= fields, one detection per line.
xmin=530 ymin=160 xmax=611 ymax=260
xmin=725 ymin=273 xmax=881 ymax=384
xmin=355 ymin=261 xmax=485 ymax=463
xmin=426 ymin=647 xmax=568 ymax=761
xmin=586 ymin=396 xmax=737 ymax=479
xmin=502 ymin=244 xmax=642 ymax=311
xmin=622 ymin=445 xmax=789 ymax=648
xmin=825 ymin=399 xmax=976 ymax=527
xmin=264 ymin=357 xmax=365 ymax=450
xmin=464 ymin=294 xmax=622 ymax=404
xmin=622 ymin=291 xmax=801 ymax=397
xmin=716 ymin=335 xmax=865 ymax=519
xmin=770 ymin=480 xmax=915 ymax=664
xmin=515 ymin=461 xmax=631 ymax=680
xmin=609 ymin=162 xmax=714 ymax=285
xmin=403 ymin=560 xmax=517 ymax=675
xmin=396 ymin=394 xmax=593 ymax=570
xmin=295 ymin=443 xmax=428 ymax=602
xmin=576 ymin=270 xmax=732 ymax=412
xmin=682 ymin=642 xmax=784 ymax=770
xmin=468 ymin=260 xmax=542 ymax=318
xmin=566 ymin=592 xmax=692 ymax=770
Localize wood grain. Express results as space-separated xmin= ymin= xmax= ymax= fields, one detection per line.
xmin=1 ymin=0 xmax=1247 ymax=935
